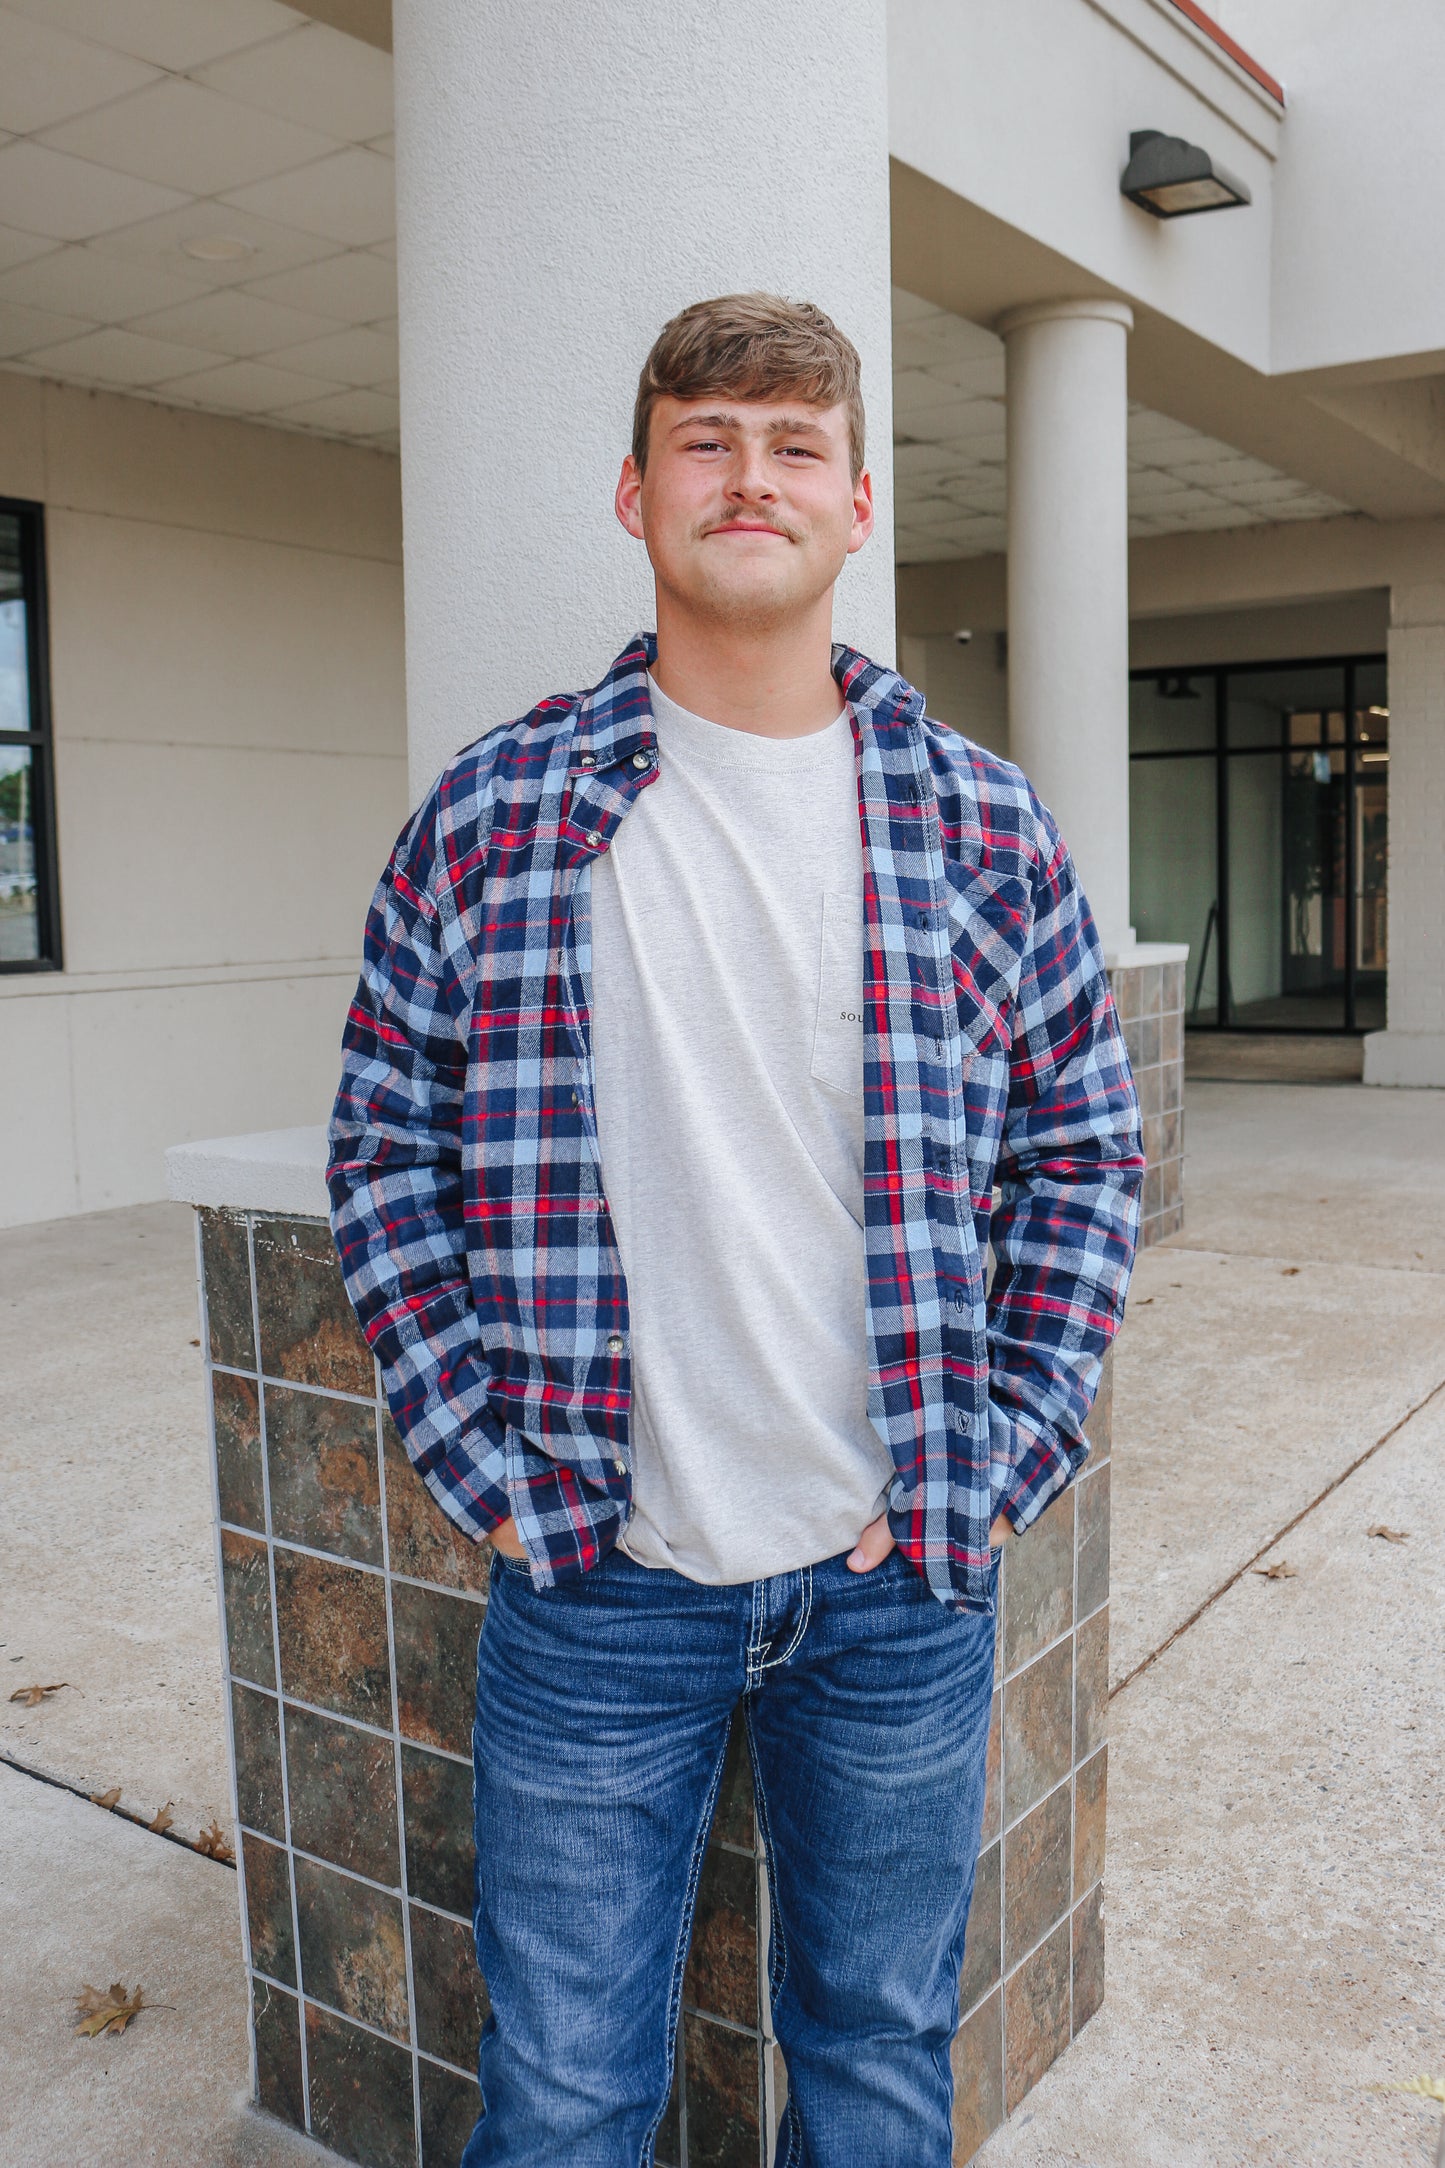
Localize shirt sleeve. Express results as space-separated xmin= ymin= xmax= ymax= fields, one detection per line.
xmin=986 ymin=808 xmax=1144 ymax=1532
xmin=326 ymin=801 xmax=510 ymax=1541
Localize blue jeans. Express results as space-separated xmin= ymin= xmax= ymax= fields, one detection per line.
xmin=460 ymin=1543 xmax=997 ymax=2167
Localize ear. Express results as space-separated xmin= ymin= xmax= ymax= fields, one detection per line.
xmin=615 ymin=454 xmax=646 ymax=541
xmin=847 ymin=466 xmax=875 ymax=557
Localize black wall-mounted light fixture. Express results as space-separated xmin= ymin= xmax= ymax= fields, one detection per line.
xmin=1121 ymin=130 xmax=1251 ymax=218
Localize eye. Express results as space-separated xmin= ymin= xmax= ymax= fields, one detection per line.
xmin=687 ymin=438 xmax=727 ymax=453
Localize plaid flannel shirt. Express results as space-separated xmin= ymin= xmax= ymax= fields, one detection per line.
xmin=328 ymin=634 xmax=1142 ymax=1614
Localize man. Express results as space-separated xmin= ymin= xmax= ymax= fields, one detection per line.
xmin=329 ymin=292 xmax=1142 ymax=2165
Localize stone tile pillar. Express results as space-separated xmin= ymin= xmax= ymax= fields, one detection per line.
xmin=170 ymin=1134 xmax=1116 ymax=2167
xmin=1364 ymin=587 xmax=1445 ymax=1086
xmin=1108 ymin=942 xmax=1189 ymax=1245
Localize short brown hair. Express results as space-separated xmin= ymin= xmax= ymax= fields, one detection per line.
xmin=632 ymin=292 xmax=865 ymax=480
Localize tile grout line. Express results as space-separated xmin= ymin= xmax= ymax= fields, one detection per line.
xmin=247 ymin=1210 xmax=315 ymax=2137
xmin=1110 ymin=1369 xmax=1445 ymax=1702
xmin=375 ymin=1384 xmax=429 ymax=2165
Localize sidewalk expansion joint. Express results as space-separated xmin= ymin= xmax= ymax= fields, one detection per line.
xmin=1110 ymin=1368 xmax=1445 ymax=1703
xmin=0 ymin=1746 xmax=237 ymax=1869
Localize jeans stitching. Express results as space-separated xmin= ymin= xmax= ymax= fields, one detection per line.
xmin=640 ymin=1728 xmax=732 ymax=2165
xmin=745 ymin=1574 xmax=768 ymax=1692
xmin=754 ymin=1565 xmax=813 ymax=1674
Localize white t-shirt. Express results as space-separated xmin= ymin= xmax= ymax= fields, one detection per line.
xmin=588 ymin=675 xmax=895 ymax=1584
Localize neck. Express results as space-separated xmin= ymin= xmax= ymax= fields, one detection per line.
xmin=649 ymin=587 xmax=844 ymax=739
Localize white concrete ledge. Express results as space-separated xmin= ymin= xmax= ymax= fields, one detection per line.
xmin=1362 ymin=1030 xmax=1445 ymax=1088
xmin=166 ymin=1126 xmax=330 ymax=1218
xmin=1104 ymin=941 xmax=1190 ymax=969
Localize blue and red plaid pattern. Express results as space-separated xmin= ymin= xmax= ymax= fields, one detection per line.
xmin=328 ymin=635 xmax=1142 ymax=1613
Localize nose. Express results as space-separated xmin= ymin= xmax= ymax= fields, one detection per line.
xmin=725 ymin=440 xmax=778 ymax=502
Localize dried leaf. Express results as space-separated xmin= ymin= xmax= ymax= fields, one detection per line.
xmin=1371 ymin=2075 xmax=1445 ymax=2104
xmin=75 ymin=1981 xmax=145 ymax=2038
xmin=1281 ymin=1266 xmax=1300 ymax=1276
xmin=90 ymin=1785 xmax=121 ymax=1811
xmin=1253 ymin=1560 xmax=1298 ymax=1580
xmin=148 ymin=1802 xmax=174 ymax=1835
xmin=1368 ymin=1525 xmax=1410 ymax=1543
xmin=195 ymin=1818 xmax=234 ymax=1863
xmin=8 ymin=1681 xmax=68 ymax=1707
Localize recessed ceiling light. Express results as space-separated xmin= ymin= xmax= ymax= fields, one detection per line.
xmin=180 ymin=235 xmax=258 ymax=263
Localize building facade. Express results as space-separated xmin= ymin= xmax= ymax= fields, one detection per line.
xmin=2 ymin=0 xmax=1443 ymax=1241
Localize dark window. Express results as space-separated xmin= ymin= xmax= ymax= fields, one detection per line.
xmin=1129 ymin=654 xmax=1386 ymax=1035
xmin=0 ymin=499 xmax=60 ymax=972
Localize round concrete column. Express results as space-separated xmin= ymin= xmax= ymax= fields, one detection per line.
xmin=998 ymin=299 xmax=1134 ymax=956
xmin=392 ymin=0 xmax=895 ymax=800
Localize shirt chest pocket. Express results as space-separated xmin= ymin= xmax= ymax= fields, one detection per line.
xmin=811 ymin=888 xmax=865 ymax=1096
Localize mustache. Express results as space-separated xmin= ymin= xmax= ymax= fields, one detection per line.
xmin=701 ymin=513 xmax=801 ymax=543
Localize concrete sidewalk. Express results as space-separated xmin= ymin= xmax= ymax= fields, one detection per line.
xmin=2 ymin=1082 xmax=1442 ymax=2165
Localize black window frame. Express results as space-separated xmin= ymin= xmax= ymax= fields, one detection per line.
xmin=1128 ymin=650 xmax=1387 ymax=1036
xmin=0 ymin=496 xmax=62 ymax=974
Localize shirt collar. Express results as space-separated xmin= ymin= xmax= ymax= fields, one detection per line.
xmin=574 ymin=632 xmax=927 ymax=770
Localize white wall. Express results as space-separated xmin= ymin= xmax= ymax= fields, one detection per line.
xmin=393 ymin=0 xmax=896 ymax=796
xmin=889 ymin=0 xmax=1281 ymax=370
xmin=1213 ymin=0 xmax=1445 ymax=375
xmin=900 ymin=630 xmax=1009 ymax=753
xmin=0 ymin=373 xmax=406 ymax=1227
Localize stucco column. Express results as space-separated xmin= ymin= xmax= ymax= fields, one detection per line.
xmin=998 ymin=299 xmax=1135 ymax=957
xmin=1363 ymin=586 xmax=1445 ymax=1086
xmin=391 ymin=0 xmax=895 ymax=801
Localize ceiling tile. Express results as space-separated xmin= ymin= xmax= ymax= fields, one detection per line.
xmin=0 ymin=140 xmax=186 ymax=240
xmin=126 ymin=285 xmax=342 ymax=357
xmin=892 ymin=367 xmax=970 ymax=417
xmin=0 ymin=8 xmax=160 ymax=134
xmin=0 ymin=224 xmax=57 ymax=274
xmin=38 ymin=76 xmax=342 ymax=197
xmin=1269 ymin=495 xmax=1348 ymax=521
xmin=86 ymin=201 xmax=342 ymax=285
xmin=274 ymin=385 xmax=399 ymax=435
xmin=242 ymin=246 xmax=394 ymax=322
xmin=222 ymin=145 xmax=394 ymax=247
xmin=903 ymin=397 xmax=1007 ymax=443
xmin=195 ymin=21 xmax=394 ymax=144
xmin=2 ymin=0 xmax=306 ymax=72
xmin=265 ymin=322 xmax=396 ymax=384
xmin=0 ymin=296 xmax=94 ymax=357
xmin=153 ymin=355 xmax=347 ymax=413
xmin=1214 ymin=477 xmax=1306 ymax=507
xmin=24 ymin=323 xmax=219 ymax=385
xmin=0 ymin=243 xmax=197 ymax=321
xmin=893 ymin=442 xmax=969 ymax=480
xmin=922 ymin=354 xmax=1007 ymax=399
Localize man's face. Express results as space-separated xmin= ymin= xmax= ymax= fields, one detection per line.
xmin=615 ymin=395 xmax=873 ymax=632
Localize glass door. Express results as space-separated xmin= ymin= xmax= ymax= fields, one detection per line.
xmin=1128 ymin=653 xmax=1387 ymax=1034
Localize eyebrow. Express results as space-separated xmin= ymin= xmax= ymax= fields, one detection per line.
xmin=667 ymin=409 xmax=830 ymax=440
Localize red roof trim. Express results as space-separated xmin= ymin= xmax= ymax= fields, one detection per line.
xmin=1167 ymin=0 xmax=1285 ymax=105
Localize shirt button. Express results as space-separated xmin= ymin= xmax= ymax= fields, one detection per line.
xmin=632 ymin=751 xmax=649 ymax=770
xmin=587 ymin=830 xmax=602 ymax=848
xmin=606 ymin=1333 xmax=624 ymax=1355
xmin=934 ymin=1038 xmax=945 ymax=1057
xmin=571 ymin=1090 xmax=580 ymax=1106
xmin=613 ymin=1456 xmax=626 ymax=1474
xmin=578 ymin=752 xmax=596 ymax=769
